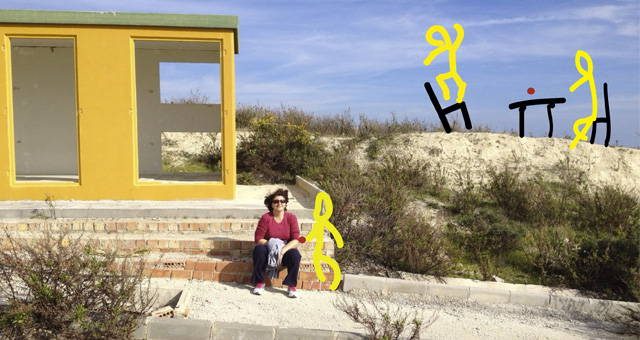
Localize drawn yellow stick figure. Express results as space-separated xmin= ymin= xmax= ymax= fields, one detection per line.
xmin=424 ymin=23 xmax=467 ymax=103
xmin=305 ymin=191 xmax=344 ymax=290
xmin=568 ymin=50 xmax=598 ymax=150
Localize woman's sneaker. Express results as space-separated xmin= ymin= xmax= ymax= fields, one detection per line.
xmin=287 ymin=286 xmax=298 ymax=298
xmin=252 ymin=283 xmax=265 ymax=295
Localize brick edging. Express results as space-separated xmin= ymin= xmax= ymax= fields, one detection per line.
xmin=148 ymin=260 xmax=335 ymax=291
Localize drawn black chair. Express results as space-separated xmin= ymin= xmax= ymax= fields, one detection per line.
xmin=423 ymin=81 xmax=472 ymax=133
xmin=589 ymin=82 xmax=611 ymax=147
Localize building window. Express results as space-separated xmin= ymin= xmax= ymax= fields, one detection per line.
xmin=134 ymin=40 xmax=223 ymax=182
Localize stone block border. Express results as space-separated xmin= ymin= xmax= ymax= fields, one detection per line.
xmin=342 ymin=274 xmax=640 ymax=319
xmin=134 ymin=318 xmax=366 ymax=340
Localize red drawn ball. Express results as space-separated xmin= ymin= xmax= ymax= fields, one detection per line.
xmin=298 ymin=236 xmax=306 ymax=243
xmin=527 ymin=87 xmax=535 ymax=95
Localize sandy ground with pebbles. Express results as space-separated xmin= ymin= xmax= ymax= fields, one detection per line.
xmin=151 ymin=278 xmax=634 ymax=340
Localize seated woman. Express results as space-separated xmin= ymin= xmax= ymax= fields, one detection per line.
xmin=252 ymin=188 xmax=302 ymax=298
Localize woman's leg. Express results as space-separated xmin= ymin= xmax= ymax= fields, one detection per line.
xmin=251 ymin=244 xmax=269 ymax=284
xmin=281 ymin=248 xmax=302 ymax=287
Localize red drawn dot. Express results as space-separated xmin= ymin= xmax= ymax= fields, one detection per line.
xmin=298 ymin=236 xmax=306 ymax=243
xmin=527 ymin=87 xmax=535 ymax=95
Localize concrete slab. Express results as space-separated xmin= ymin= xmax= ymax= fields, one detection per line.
xmin=426 ymin=284 xmax=470 ymax=300
xmin=147 ymin=317 xmax=212 ymax=340
xmin=383 ymin=279 xmax=428 ymax=295
xmin=0 ymin=184 xmax=314 ymax=219
xmin=549 ymin=295 xmax=591 ymax=315
xmin=334 ymin=331 xmax=367 ymax=339
xmin=468 ymin=286 xmax=510 ymax=304
xmin=276 ymin=327 xmax=334 ymax=340
xmin=509 ymin=291 xmax=550 ymax=307
xmin=212 ymin=321 xmax=275 ymax=340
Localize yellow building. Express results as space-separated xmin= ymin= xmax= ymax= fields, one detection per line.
xmin=0 ymin=10 xmax=238 ymax=200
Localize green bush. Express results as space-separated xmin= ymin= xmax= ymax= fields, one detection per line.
xmin=237 ymin=115 xmax=328 ymax=183
xmin=448 ymin=209 xmax=521 ymax=280
xmin=448 ymin=173 xmax=483 ymax=214
xmin=486 ymin=167 xmax=532 ymax=221
xmin=313 ymin=149 xmax=451 ymax=277
xmin=311 ymin=144 xmax=369 ymax=264
xmin=574 ymin=236 xmax=639 ymax=301
xmin=522 ymin=226 xmax=579 ymax=286
xmin=571 ymin=185 xmax=640 ymax=238
xmin=386 ymin=213 xmax=451 ymax=276
xmin=334 ymin=291 xmax=436 ymax=340
xmin=0 ymin=228 xmax=155 ymax=339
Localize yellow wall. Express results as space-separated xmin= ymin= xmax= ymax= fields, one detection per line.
xmin=0 ymin=25 xmax=236 ymax=200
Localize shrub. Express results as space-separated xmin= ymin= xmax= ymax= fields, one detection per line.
xmin=236 ymin=104 xmax=271 ymax=129
xmin=236 ymin=105 xmax=358 ymax=136
xmin=194 ymin=133 xmax=222 ymax=173
xmin=448 ymin=172 xmax=483 ymax=214
xmin=486 ymin=166 xmax=532 ymax=221
xmin=237 ymin=115 xmax=328 ymax=183
xmin=360 ymin=155 xmax=451 ymax=276
xmin=448 ymin=209 xmax=521 ymax=280
xmin=334 ymin=291 xmax=437 ymax=340
xmin=522 ymin=225 xmax=578 ymax=286
xmin=313 ymin=149 xmax=451 ymax=277
xmin=311 ymin=144 xmax=369 ymax=264
xmin=571 ymin=185 xmax=640 ymax=238
xmin=574 ymin=236 xmax=640 ymax=301
xmin=365 ymin=138 xmax=384 ymax=160
xmin=0 ymin=228 xmax=155 ymax=339
xmin=386 ymin=213 xmax=451 ymax=276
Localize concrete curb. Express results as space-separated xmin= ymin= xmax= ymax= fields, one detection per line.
xmin=134 ymin=317 xmax=366 ymax=340
xmin=295 ymin=176 xmax=323 ymax=202
xmin=342 ymin=274 xmax=639 ymax=319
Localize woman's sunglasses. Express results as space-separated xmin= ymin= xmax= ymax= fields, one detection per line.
xmin=272 ymin=199 xmax=287 ymax=204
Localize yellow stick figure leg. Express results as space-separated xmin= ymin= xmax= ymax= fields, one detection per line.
xmin=306 ymin=191 xmax=344 ymax=291
xmin=435 ymin=73 xmax=452 ymax=101
xmin=452 ymin=74 xmax=467 ymax=103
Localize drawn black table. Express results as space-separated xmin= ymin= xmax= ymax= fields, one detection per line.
xmin=508 ymin=98 xmax=566 ymax=138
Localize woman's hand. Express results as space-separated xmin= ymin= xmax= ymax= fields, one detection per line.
xmin=277 ymin=248 xmax=286 ymax=266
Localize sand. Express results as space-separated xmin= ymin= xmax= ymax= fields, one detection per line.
xmin=354 ymin=132 xmax=640 ymax=193
xmin=150 ymin=278 xmax=633 ymax=339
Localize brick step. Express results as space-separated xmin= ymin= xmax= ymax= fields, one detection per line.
xmin=0 ymin=218 xmax=316 ymax=233
xmin=142 ymin=253 xmax=336 ymax=291
xmin=2 ymin=231 xmax=335 ymax=259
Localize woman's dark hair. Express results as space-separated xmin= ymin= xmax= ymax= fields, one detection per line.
xmin=264 ymin=188 xmax=289 ymax=212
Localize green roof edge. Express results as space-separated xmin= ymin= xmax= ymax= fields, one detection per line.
xmin=0 ymin=9 xmax=239 ymax=53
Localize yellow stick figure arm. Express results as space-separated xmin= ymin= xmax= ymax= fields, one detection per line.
xmin=569 ymin=77 xmax=589 ymax=93
xmin=423 ymin=46 xmax=447 ymax=66
xmin=424 ymin=25 xmax=451 ymax=66
xmin=452 ymin=23 xmax=464 ymax=48
xmin=305 ymin=226 xmax=322 ymax=241
xmin=324 ymin=223 xmax=344 ymax=249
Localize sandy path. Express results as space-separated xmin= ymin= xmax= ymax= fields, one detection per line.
xmin=151 ymin=279 xmax=631 ymax=339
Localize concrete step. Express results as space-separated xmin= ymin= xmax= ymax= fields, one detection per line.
xmin=0 ymin=184 xmax=316 ymax=219
xmin=139 ymin=252 xmax=335 ymax=290
xmin=0 ymin=218 xmax=317 ymax=233
xmin=3 ymin=231 xmax=335 ymax=259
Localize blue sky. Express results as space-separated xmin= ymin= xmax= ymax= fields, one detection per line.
xmin=2 ymin=0 xmax=639 ymax=146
